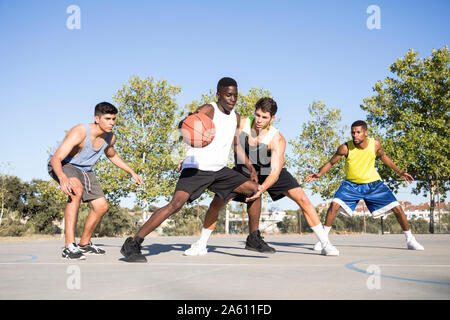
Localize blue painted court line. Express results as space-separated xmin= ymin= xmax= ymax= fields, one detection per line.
xmin=0 ymin=254 xmax=38 ymax=264
xmin=345 ymin=257 xmax=450 ymax=286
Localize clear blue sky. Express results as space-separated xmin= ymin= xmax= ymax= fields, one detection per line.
xmin=0 ymin=0 xmax=448 ymax=210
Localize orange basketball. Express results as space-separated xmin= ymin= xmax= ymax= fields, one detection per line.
xmin=180 ymin=113 xmax=216 ymax=148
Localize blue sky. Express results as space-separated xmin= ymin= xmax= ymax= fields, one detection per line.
xmin=0 ymin=0 xmax=448 ymax=210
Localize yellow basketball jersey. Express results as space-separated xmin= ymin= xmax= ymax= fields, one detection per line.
xmin=344 ymin=138 xmax=381 ymax=184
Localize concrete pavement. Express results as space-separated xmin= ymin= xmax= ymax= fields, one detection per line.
xmin=0 ymin=234 xmax=449 ymax=300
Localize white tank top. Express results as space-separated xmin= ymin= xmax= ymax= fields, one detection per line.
xmin=182 ymin=102 xmax=237 ymax=171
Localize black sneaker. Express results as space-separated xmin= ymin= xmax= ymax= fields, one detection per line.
xmin=78 ymin=241 xmax=106 ymax=255
xmin=62 ymin=243 xmax=86 ymax=260
xmin=245 ymin=230 xmax=276 ymax=254
xmin=120 ymin=237 xmax=147 ymax=262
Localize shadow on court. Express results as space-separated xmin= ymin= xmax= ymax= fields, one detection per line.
xmin=1 ymin=234 xmax=449 ymax=299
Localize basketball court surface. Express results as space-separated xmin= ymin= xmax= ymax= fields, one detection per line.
xmin=1 ymin=234 xmax=449 ymax=300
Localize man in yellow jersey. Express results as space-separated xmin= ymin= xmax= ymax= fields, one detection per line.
xmin=305 ymin=120 xmax=424 ymax=252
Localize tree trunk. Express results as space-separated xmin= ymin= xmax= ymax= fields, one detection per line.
xmin=437 ymin=177 xmax=441 ymax=233
xmin=429 ymin=179 xmax=435 ymax=234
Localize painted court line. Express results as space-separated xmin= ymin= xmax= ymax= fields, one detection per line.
xmin=345 ymin=258 xmax=450 ymax=286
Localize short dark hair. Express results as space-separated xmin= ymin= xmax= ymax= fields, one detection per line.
xmin=255 ymin=97 xmax=277 ymax=116
xmin=351 ymin=120 xmax=368 ymax=131
xmin=217 ymin=77 xmax=238 ymax=93
xmin=95 ymin=102 xmax=118 ymax=117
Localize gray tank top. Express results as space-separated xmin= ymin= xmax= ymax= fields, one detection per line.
xmin=49 ymin=124 xmax=112 ymax=172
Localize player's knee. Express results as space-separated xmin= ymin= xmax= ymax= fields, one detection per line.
xmin=96 ymin=201 xmax=109 ymax=214
xmin=210 ymin=196 xmax=226 ymax=210
xmin=392 ymin=205 xmax=404 ymax=215
xmin=247 ymin=181 xmax=258 ymax=195
xmin=168 ymin=198 xmax=186 ymax=213
xmin=70 ymin=186 xmax=84 ymax=200
xmin=330 ymin=201 xmax=341 ymax=212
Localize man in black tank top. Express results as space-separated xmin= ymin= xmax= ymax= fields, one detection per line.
xmin=185 ymin=98 xmax=339 ymax=256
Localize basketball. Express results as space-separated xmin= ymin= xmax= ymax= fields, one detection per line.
xmin=180 ymin=112 xmax=216 ymax=148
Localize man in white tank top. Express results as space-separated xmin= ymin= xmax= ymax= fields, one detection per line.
xmin=185 ymin=97 xmax=340 ymax=256
xmin=121 ymin=77 xmax=259 ymax=263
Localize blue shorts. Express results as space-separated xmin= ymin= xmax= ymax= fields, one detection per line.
xmin=332 ymin=180 xmax=399 ymax=218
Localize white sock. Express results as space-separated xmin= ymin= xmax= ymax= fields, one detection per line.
xmin=403 ymin=229 xmax=413 ymax=241
xmin=198 ymin=228 xmax=213 ymax=247
xmin=311 ymin=224 xmax=329 ymax=247
xmin=324 ymin=225 xmax=332 ymax=235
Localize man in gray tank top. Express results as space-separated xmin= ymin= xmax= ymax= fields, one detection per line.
xmin=48 ymin=102 xmax=142 ymax=260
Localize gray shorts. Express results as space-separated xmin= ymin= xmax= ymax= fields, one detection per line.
xmin=47 ymin=162 xmax=105 ymax=202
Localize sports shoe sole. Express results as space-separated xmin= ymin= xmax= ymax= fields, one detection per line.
xmin=79 ymin=250 xmax=106 ymax=255
xmin=120 ymin=246 xmax=147 ymax=262
xmin=245 ymin=245 xmax=276 ymax=254
xmin=61 ymin=255 xmax=86 ymax=260
xmin=183 ymin=250 xmax=207 ymax=256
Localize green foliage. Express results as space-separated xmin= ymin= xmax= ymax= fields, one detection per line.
xmin=289 ymin=100 xmax=348 ymax=199
xmin=0 ymin=218 xmax=29 ymax=236
xmin=21 ymin=179 xmax=66 ymax=234
xmin=1 ymin=175 xmax=27 ymax=213
xmin=75 ymin=204 xmax=137 ymax=237
xmin=361 ymin=47 xmax=450 ymax=197
xmin=96 ymin=75 xmax=183 ymax=206
xmin=277 ymin=210 xmax=313 ymax=233
xmin=162 ymin=204 xmax=209 ymax=236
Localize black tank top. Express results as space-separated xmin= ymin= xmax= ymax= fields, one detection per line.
xmin=234 ymin=117 xmax=278 ymax=176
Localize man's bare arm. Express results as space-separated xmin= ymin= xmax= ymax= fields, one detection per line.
xmin=305 ymin=143 xmax=348 ymax=183
xmin=104 ymin=135 xmax=143 ymax=186
xmin=49 ymin=124 xmax=86 ymax=196
xmin=245 ymin=132 xmax=285 ymax=202
xmin=234 ymin=114 xmax=258 ymax=183
xmin=375 ymin=139 xmax=413 ymax=183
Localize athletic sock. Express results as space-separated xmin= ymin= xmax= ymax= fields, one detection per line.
xmin=134 ymin=236 xmax=144 ymax=245
xmin=198 ymin=228 xmax=213 ymax=247
xmin=311 ymin=224 xmax=329 ymax=247
xmin=403 ymin=230 xmax=413 ymax=241
xmin=324 ymin=225 xmax=332 ymax=235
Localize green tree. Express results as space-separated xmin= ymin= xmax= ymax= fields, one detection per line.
xmin=96 ymin=76 xmax=183 ymax=209
xmin=361 ymin=47 xmax=449 ymax=233
xmin=361 ymin=47 xmax=449 ymax=195
xmin=76 ymin=204 xmax=136 ymax=237
xmin=22 ymin=179 xmax=65 ymax=234
xmin=289 ymin=100 xmax=348 ymax=199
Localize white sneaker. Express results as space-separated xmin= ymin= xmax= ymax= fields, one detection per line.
xmin=184 ymin=241 xmax=207 ymax=256
xmin=407 ymin=238 xmax=424 ymax=250
xmin=321 ymin=242 xmax=339 ymax=256
xmin=313 ymin=240 xmax=323 ymax=251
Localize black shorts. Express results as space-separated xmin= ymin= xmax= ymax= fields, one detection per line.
xmin=175 ymin=167 xmax=251 ymax=203
xmin=48 ymin=162 xmax=105 ymax=203
xmin=232 ymin=167 xmax=300 ymax=202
